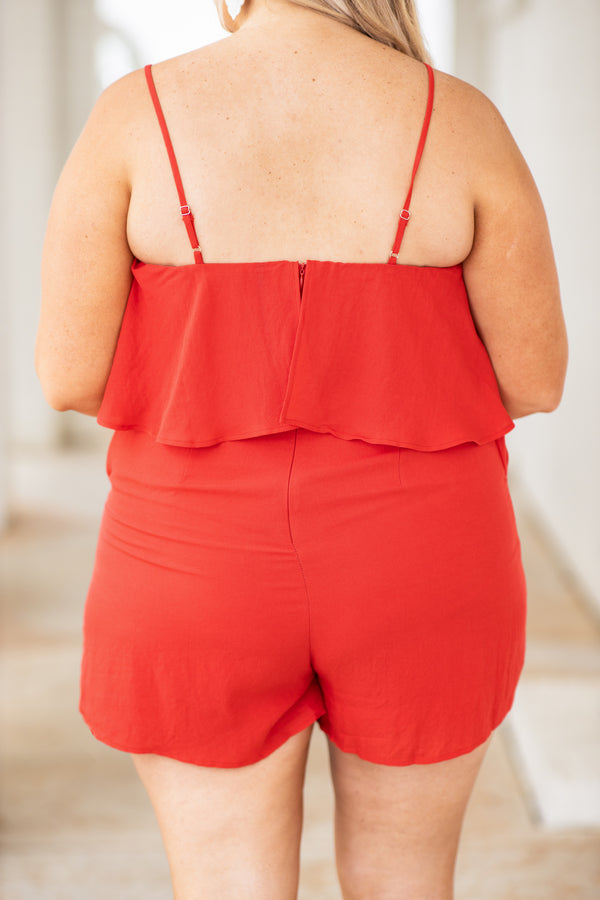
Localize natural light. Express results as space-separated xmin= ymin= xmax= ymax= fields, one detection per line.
xmin=95 ymin=0 xmax=455 ymax=88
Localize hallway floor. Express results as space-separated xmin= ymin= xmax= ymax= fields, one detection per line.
xmin=1 ymin=445 xmax=599 ymax=898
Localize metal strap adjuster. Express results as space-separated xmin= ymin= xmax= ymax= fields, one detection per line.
xmin=399 ymin=209 xmax=411 ymax=221
xmin=180 ymin=205 xmax=191 ymax=216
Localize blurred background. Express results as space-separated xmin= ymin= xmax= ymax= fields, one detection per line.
xmin=1 ymin=1 xmax=599 ymax=897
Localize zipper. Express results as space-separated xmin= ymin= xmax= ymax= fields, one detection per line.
xmin=298 ymin=261 xmax=306 ymax=299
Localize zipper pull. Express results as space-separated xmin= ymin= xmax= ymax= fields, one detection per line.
xmin=298 ymin=261 xmax=306 ymax=298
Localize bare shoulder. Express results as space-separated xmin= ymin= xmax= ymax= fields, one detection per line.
xmin=146 ymin=39 xmax=231 ymax=85
xmin=89 ymin=46 xmax=222 ymax=124
xmin=430 ymin=69 xmax=530 ymax=202
xmin=431 ymin=69 xmax=513 ymax=145
xmin=86 ymin=66 xmax=149 ymax=132
xmin=74 ymin=41 xmax=230 ymax=194
xmin=66 ymin=67 xmax=151 ymax=191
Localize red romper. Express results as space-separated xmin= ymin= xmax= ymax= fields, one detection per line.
xmin=79 ymin=62 xmax=527 ymax=768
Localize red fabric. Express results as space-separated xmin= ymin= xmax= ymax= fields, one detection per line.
xmin=80 ymin=428 xmax=526 ymax=767
xmin=97 ymin=62 xmax=514 ymax=451
xmin=98 ymin=258 xmax=514 ymax=450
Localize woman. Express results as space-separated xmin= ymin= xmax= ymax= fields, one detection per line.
xmin=36 ymin=0 xmax=568 ymax=897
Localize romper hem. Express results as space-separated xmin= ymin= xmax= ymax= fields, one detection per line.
xmin=317 ymin=686 xmax=521 ymax=768
xmin=78 ymin=702 xmax=326 ymax=769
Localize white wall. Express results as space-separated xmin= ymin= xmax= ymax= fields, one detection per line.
xmin=418 ymin=0 xmax=455 ymax=72
xmin=455 ymin=0 xmax=600 ymax=608
xmin=1 ymin=0 xmax=65 ymax=453
xmin=0 ymin=0 xmax=99 ymax=459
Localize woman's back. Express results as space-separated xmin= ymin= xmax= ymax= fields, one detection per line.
xmin=124 ymin=12 xmax=474 ymax=268
xmin=39 ymin=2 xmax=566 ymax=420
xmin=35 ymin=4 xmax=570 ymax=898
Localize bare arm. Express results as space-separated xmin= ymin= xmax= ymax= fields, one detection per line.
xmin=36 ymin=72 xmax=140 ymax=415
xmin=460 ymin=83 xmax=568 ymax=419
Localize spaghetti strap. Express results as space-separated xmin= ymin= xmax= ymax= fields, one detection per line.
xmin=388 ymin=63 xmax=435 ymax=264
xmin=144 ymin=64 xmax=204 ymax=264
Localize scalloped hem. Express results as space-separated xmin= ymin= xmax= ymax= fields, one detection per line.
xmin=78 ymin=704 xmax=324 ymax=769
xmin=96 ymin=416 xmax=515 ymax=453
xmin=317 ymin=701 xmax=518 ymax=768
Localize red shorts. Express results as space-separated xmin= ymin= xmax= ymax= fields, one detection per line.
xmin=79 ymin=428 xmax=526 ymax=767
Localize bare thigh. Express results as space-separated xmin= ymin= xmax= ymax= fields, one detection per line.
xmin=131 ymin=723 xmax=314 ymax=900
xmin=328 ymin=734 xmax=492 ymax=900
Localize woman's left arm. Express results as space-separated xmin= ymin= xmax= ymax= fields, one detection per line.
xmin=36 ymin=71 xmax=140 ymax=416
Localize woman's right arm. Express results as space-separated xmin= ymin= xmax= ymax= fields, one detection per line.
xmin=36 ymin=73 xmax=138 ymax=416
xmin=458 ymin=81 xmax=568 ymax=419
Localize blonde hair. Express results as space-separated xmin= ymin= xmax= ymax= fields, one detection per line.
xmin=287 ymin=0 xmax=430 ymax=62
xmin=221 ymin=0 xmax=431 ymax=64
